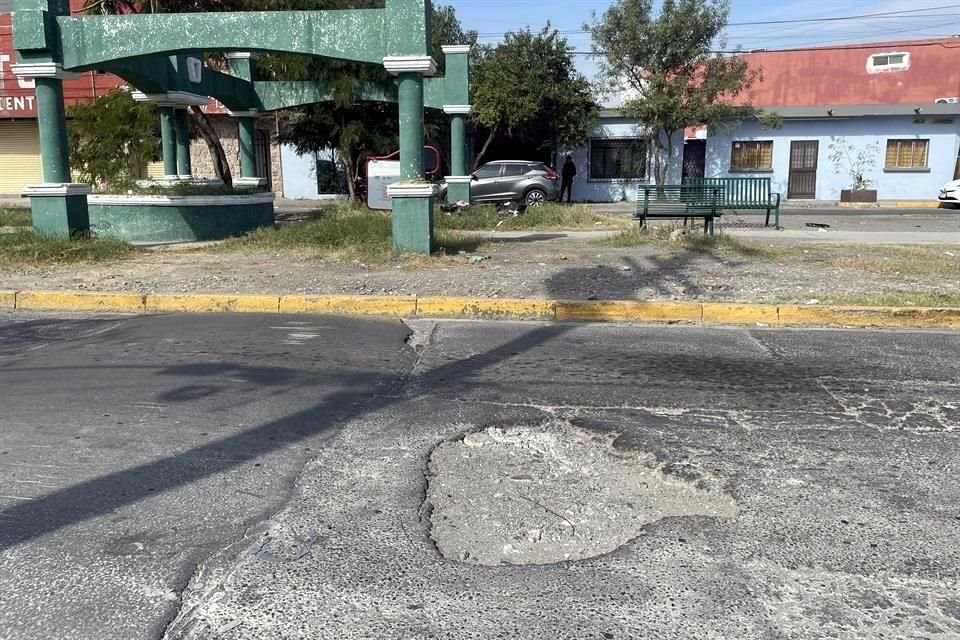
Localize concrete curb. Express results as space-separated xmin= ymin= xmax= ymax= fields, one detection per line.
xmin=0 ymin=291 xmax=960 ymax=329
xmin=4 ymin=289 xmax=960 ymax=330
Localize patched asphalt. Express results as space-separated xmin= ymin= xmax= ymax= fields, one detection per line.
xmin=0 ymin=313 xmax=958 ymax=639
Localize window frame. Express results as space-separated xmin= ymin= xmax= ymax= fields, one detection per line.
xmin=587 ymin=138 xmax=649 ymax=182
xmin=729 ymin=140 xmax=774 ymax=172
xmin=867 ymin=51 xmax=910 ymax=73
xmin=472 ymin=164 xmax=502 ymax=179
xmin=884 ymin=138 xmax=931 ymax=172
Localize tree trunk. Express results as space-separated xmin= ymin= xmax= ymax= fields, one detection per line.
xmin=472 ymin=125 xmax=498 ymax=170
xmin=189 ymin=106 xmax=233 ymax=187
xmin=343 ymin=152 xmax=357 ymax=201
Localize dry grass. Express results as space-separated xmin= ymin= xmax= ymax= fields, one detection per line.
xmin=802 ymin=291 xmax=960 ymax=308
xmin=215 ymin=206 xmax=485 ymax=262
xmin=597 ymin=223 xmax=785 ymax=259
xmin=827 ymin=246 xmax=960 ymax=278
xmin=435 ymin=203 xmax=630 ymax=231
xmin=0 ymin=229 xmax=135 ymax=267
xmin=0 ymin=208 xmax=32 ymax=228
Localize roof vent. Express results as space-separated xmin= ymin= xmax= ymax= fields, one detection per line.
xmin=935 ymin=97 xmax=960 ymax=104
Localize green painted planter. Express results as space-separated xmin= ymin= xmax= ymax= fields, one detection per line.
xmin=87 ymin=193 xmax=275 ymax=243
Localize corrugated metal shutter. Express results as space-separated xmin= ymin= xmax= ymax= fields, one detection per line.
xmin=0 ymin=121 xmax=43 ymax=194
xmin=144 ymin=161 xmax=166 ymax=179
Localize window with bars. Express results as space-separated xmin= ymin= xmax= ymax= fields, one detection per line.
xmin=885 ymin=139 xmax=929 ymax=170
xmin=589 ymin=139 xmax=648 ymax=180
xmin=730 ymin=141 xmax=773 ymax=171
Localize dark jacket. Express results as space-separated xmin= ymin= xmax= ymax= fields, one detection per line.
xmin=562 ymin=160 xmax=577 ymax=180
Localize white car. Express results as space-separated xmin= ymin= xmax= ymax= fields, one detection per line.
xmin=938 ymin=179 xmax=960 ymax=205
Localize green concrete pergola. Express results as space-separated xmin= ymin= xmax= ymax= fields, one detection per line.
xmin=11 ymin=0 xmax=472 ymax=254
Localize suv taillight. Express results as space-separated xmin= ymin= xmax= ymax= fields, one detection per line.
xmin=544 ymin=168 xmax=558 ymax=180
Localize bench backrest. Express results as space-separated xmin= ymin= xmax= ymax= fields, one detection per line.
xmin=637 ymin=185 xmax=724 ymax=212
xmin=686 ymin=177 xmax=772 ymax=202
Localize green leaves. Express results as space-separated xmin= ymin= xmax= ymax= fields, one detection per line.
xmin=471 ymin=25 xmax=597 ymax=163
xmin=589 ymin=0 xmax=760 ymax=183
xmin=66 ymin=89 xmax=160 ymax=185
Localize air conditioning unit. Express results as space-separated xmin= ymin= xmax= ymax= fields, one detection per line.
xmin=935 ymin=97 xmax=959 ymax=104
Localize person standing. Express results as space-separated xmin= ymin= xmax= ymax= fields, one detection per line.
xmin=559 ymin=155 xmax=577 ymax=203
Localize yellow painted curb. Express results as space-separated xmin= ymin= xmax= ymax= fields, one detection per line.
xmin=555 ymin=300 xmax=702 ymax=323
xmin=778 ymin=305 xmax=960 ymax=329
xmin=16 ymin=290 xmax=145 ymax=313
xmin=417 ymin=297 xmax=556 ymax=320
xmin=894 ymin=201 xmax=942 ymax=209
xmin=702 ymin=303 xmax=778 ymax=325
xmin=279 ymin=295 xmax=416 ymax=317
xmin=146 ymin=294 xmax=280 ymax=314
xmin=0 ymin=290 xmax=16 ymax=310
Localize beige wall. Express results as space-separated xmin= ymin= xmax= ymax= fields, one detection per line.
xmin=190 ymin=115 xmax=283 ymax=196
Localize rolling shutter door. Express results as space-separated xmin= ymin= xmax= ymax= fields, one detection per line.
xmin=144 ymin=161 xmax=166 ymax=179
xmin=0 ymin=121 xmax=43 ymax=193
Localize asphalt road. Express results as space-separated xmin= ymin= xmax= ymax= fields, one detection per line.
xmin=0 ymin=312 xmax=958 ymax=639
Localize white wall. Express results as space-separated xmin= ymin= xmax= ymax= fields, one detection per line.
xmin=280 ymin=144 xmax=319 ymax=199
xmin=705 ymin=116 xmax=960 ymax=200
xmin=566 ymin=118 xmax=684 ymax=203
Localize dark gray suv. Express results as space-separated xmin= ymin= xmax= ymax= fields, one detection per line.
xmin=441 ymin=160 xmax=560 ymax=207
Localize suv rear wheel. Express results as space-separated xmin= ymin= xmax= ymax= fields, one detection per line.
xmin=525 ymin=188 xmax=547 ymax=207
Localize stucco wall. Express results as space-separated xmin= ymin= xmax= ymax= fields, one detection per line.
xmin=706 ymin=116 xmax=960 ymax=200
xmin=566 ymin=118 xmax=683 ymax=203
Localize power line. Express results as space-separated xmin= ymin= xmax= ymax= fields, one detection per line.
xmin=473 ymin=3 xmax=960 ymax=38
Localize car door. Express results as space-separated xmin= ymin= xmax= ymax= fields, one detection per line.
xmin=499 ymin=163 xmax=531 ymax=200
xmin=470 ymin=164 xmax=504 ymax=201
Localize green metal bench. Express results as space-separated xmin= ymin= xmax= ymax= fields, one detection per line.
xmin=684 ymin=177 xmax=781 ymax=228
xmin=634 ymin=185 xmax=724 ymax=235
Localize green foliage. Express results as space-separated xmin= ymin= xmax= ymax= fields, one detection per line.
xmin=589 ymin=0 xmax=760 ymax=183
xmin=0 ymin=229 xmax=135 ymax=266
xmin=0 ymin=209 xmax=32 ymax=227
xmin=828 ymin=137 xmax=879 ymax=191
xmin=66 ymin=89 xmax=161 ymax=185
xmin=471 ymin=26 xmax=598 ymax=167
xmin=100 ymin=181 xmax=268 ymax=196
xmin=215 ymin=205 xmax=484 ymax=260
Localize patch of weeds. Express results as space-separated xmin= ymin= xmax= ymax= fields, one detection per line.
xmin=216 ymin=206 xmax=484 ymax=262
xmin=0 ymin=208 xmax=32 ymax=228
xmin=0 ymin=229 xmax=135 ymax=267
xmin=596 ymin=222 xmax=783 ymax=259
xmin=828 ymin=247 xmax=960 ymax=278
xmin=792 ymin=291 xmax=960 ymax=308
xmin=436 ymin=203 xmax=629 ymax=231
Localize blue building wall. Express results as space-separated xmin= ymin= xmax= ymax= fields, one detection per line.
xmin=567 ymin=118 xmax=683 ymax=203
xmin=705 ymin=116 xmax=960 ymax=200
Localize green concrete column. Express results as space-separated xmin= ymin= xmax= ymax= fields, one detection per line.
xmin=443 ymin=107 xmax=472 ymax=204
xmin=450 ymin=114 xmax=466 ymax=176
xmin=174 ymin=108 xmax=192 ymax=178
xmin=386 ymin=57 xmax=436 ymax=255
xmin=397 ymin=72 xmax=425 ymax=180
xmin=35 ymin=77 xmax=70 ymax=183
xmin=238 ymin=116 xmax=257 ymax=179
xmin=159 ymin=107 xmax=178 ymax=179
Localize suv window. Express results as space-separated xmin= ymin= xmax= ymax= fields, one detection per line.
xmin=474 ymin=164 xmax=501 ymax=179
xmin=503 ymin=164 xmax=530 ymax=177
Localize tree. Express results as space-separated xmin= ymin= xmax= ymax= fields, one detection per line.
xmin=589 ymin=0 xmax=761 ymax=185
xmin=471 ymin=26 xmax=597 ymax=169
xmin=66 ymin=88 xmax=160 ymax=186
xmin=274 ymin=3 xmax=476 ymax=198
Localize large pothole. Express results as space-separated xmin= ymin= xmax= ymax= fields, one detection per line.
xmin=426 ymin=421 xmax=738 ymax=566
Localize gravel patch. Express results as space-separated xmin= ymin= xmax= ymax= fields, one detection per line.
xmin=1 ymin=235 xmax=958 ymax=304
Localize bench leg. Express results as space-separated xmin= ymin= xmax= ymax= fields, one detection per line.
xmin=765 ymin=209 xmax=771 ymax=227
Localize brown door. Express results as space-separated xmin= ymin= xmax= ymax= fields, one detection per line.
xmin=788 ymin=141 xmax=818 ymax=199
